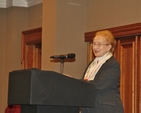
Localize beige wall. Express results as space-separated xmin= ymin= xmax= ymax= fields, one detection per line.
xmin=42 ymin=0 xmax=56 ymax=71
xmin=86 ymin=0 xmax=141 ymax=31
xmin=28 ymin=4 xmax=42 ymax=29
xmin=0 ymin=4 xmax=42 ymax=113
xmin=42 ymin=0 xmax=87 ymax=79
xmin=0 ymin=7 xmax=29 ymax=112
xmin=0 ymin=8 xmax=6 ymax=113
xmin=55 ymin=0 xmax=87 ymax=78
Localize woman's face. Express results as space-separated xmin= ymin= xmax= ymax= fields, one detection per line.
xmin=92 ymin=35 xmax=111 ymax=57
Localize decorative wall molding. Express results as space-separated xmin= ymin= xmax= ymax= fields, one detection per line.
xmin=85 ymin=22 xmax=141 ymax=42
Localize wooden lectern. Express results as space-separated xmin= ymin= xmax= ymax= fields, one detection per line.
xmin=8 ymin=68 xmax=95 ymax=113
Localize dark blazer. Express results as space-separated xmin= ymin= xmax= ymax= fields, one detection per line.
xmin=82 ymin=56 xmax=124 ymax=113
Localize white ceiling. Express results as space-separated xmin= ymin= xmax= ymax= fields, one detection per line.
xmin=0 ymin=0 xmax=42 ymax=8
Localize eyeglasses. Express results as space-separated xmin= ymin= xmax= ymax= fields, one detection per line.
xmin=92 ymin=43 xmax=109 ymax=47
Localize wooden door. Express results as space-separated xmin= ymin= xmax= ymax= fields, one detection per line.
xmin=85 ymin=23 xmax=141 ymax=113
xmin=21 ymin=27 xmax=42 ymax=69
xmin=115 ymin=36 xmax=140 ymax=113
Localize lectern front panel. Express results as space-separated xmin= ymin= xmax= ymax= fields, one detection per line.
xmin=8 ymin=68 xmax=95 ymax=111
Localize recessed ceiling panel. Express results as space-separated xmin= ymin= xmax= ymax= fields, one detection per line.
xmin=0 ymin=0 xmax=42 ymax=8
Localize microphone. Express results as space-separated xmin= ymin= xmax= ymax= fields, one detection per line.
xmin=50 ymin=53 xmax=75 ymax=59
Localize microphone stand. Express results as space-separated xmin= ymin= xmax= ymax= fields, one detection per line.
xmin=60 ymin=58 xmax=65 ymax=74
